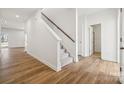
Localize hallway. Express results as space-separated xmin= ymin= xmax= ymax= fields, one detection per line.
xmin=0 ymin=48 xmax=120 ymax=84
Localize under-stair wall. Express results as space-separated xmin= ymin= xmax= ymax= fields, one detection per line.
xmin=25 ymin=9 xmax=62 ymax=71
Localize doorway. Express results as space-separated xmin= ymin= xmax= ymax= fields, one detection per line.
xmin=89 ymin=24 xmax=101 ymax=58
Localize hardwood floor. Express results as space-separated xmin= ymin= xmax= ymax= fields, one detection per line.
xmin=93 ymin=52 xmax=101 ymax=58
xmin=0 ymin=48 xmax=120 ymax=84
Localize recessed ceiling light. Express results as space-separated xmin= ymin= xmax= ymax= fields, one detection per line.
xmin=16 ymin=15 xmax=20 ymax=18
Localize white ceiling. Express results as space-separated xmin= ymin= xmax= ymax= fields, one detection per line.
xmin=0 ymin=8 xmax=108 ymax=30
xmin=0 ymin=8 xmax=107 ymax=23
xmin=78 ymin=8 xmax=108 ymax=16
xmin=0 ymin=8 xmax=39 ymax=23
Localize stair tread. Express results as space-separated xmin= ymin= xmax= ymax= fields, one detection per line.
xmin=60 ymin=45 xmax=73 ymax=67
xmin=61 ymin=52 xmax=69 ymax=59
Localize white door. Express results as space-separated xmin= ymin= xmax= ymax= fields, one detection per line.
xmin=89 ymin=26 xmax=94 ymax=56
xmin=120 ymin=8 xmax=124 ymax=83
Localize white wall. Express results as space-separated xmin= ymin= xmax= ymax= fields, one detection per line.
xmin=42 ymin=8 xmax=77 ymax=61
xmin=42 ymin=8 xmax=76 ymax=40
xmin=93 ymin=24 xmax=101 ymax=52
xmin=0 ymin=14 xmax=25 ymax=48
xmin=85 ymin=9 xmax=118 ymax=62
xmin=120 ymin=8 xmax=124 ymax=83
xmin=78 ymin=15 xmax=85 ymax=56
xmin=0 ymin=18 xmax=1 ymax=50
xmin=2 ymin=20 xmax=24 ymax=30
xmin=0 ymin=19 xmax=1 ymax=31
xmin=2 ymin=28 xmax=25 ymax=48
xmin=25 ymin=9 xmax=62 ymax=71
xmin=122 ymin=9 xmax=124 ymax=47
xmin=78 ymin=9 xmax=118 ymax=61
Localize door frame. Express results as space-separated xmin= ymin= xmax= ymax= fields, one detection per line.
xmin=89 ymin=26 xmax=94 ymax=56
xmin=119 ymin=8 xmax=124 ymax=83
xmin=88 ymin=24 xmax=101 ymax=57
xmin=117 ymin=8 xmax=122 ymax=64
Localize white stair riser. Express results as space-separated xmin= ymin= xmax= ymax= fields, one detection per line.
xmin=60 ymin=46 xmax=73 ymax=67
xmin=60 ymin=49 xmax=65 ymax=54
xmin=61 ymin=53 xmax=69 ymax=60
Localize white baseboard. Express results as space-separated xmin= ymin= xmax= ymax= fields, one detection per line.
xmin=27 ymin=51 xmax=60 ymax=72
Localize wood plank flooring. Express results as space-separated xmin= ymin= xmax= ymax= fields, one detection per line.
xmin=0 ymin=48 xmax=120 ymax=84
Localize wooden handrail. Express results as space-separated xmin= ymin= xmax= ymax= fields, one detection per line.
xmin=41 ymin=12 xmax=75 ymax=43
xmin=120 ymin=47 xmax=124 ymax=50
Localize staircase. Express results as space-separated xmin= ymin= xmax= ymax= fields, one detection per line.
xmin=41 ymin=10 xmax=74 ymax=68
xmin=60 ymin=45 xmax=73 ymax=67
